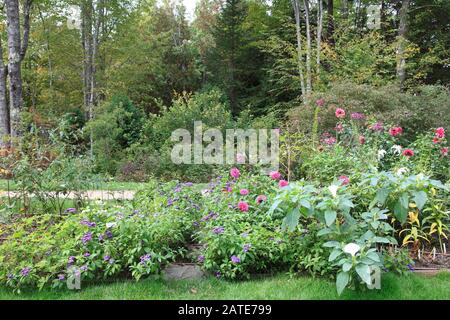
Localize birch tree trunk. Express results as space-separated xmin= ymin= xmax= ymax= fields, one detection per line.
xmin=316 ymin=0 xmax=323 ymax=74
xmin=303 ymin=0 xmax=312 ymax=99
xmin=292 ymin=0 xmax=306 ymax=101
xmin=5 ymin=0 xmax=22 ymax=138
xmin=396 ymin=0 xmax=410 ymax=88
xmin=5 ymin=0 xmax=32 ymax=139
xmin=0 ymin=35 xmax=9 ymax=142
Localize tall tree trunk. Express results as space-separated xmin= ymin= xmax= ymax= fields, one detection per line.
xmin=0 ymin=36 xmax=9 ymax=142
xmin=5 ymin=0 xmax=32 ymax=139
xmin=82 ymin=0 xmax=95 ymax=156
xmin=325 ymin=0 xmax=334 ymax=45
xmin=5 ymin=0 xmax=22 ymax=138
xmin=316 ymin=0 xmax=323 ymax=74
xmin=292 ymin=0 xmax=306 ymax=101
xmin=303 ymin=0 xmax=312 ymax=99
xmin=396 ymin=0 xmax=410 ymax=88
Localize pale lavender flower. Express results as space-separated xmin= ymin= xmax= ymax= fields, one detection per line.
xmin=243 ymin=244 xmax=252 ymax=253
xmin=213 ymin=226 xmax=225 ymax=235
xmin=231 ymin=256 xmax=241 ymax=264
xmin=21 ymin=267 xmax=31 ymax=277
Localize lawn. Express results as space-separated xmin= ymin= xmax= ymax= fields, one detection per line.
xmin=1 ymin=272 xmax=449 ymax=300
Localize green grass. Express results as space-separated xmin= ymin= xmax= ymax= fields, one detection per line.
xmin=1 ymin=272 xmax=449 ymax=300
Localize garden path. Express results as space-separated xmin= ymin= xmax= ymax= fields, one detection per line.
xmin=0 ymin=190 xmax=136 ymax=200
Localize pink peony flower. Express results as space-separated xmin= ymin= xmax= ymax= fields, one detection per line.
xmin=441 ymin=147 xmax=448 ymax=156
xmin=436 ymin=127 xmax=445 ymax=139
xmin=339 ymin=175 xmax=350 ymax=186
xmin=230 ymin=168 xmax=240 ymax=179
xmin=402 ymin=149 xmax=414 ymax=157
xmin=256 ymin=195 xmax=267 ymax=204
xmin=279 ymin=180 xmax=289 ymax=188
xmin=270 ymin=171 xmax=281 ymax=180
xmin=238 ymin=201 xmax=249 ymax=212
xmin=240 ymin=189 xmax=249 ymax=196
xmin=389 ymin=127 xmax=403 ymax=137
xmin=335 ymin=108 xmax=346 ymax=118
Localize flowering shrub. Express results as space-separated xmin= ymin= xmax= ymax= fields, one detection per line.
xmin=0 ymin=181 xmax=204 ymax=292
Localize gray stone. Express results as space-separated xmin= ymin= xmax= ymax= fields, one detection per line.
xmin=163 ymin=263 xmax=204 ymax=280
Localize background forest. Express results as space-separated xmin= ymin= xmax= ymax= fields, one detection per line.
xmin=0 ymin=0 xmax=449 ymax=182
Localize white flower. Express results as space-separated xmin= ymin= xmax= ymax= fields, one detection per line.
xmin=396 ymin=167 xmax=409 ymax=176
xmin=201 ymin=189 xmax=210 ymax=196
xmin=328 ymin=185 xmax=339 ymax=198
xmin=377 ymin=149 xmax=387 ymax=160
xmin=343 ymin=243 xmax=361 ymax=257
xmin=391 ymin=145 xmax=402 ymax=155
xmin=106 ymin=222 xmax=116 ymax=229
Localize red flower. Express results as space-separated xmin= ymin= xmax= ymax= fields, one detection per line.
xmin=436 ymin=127 xmax=445 ymax=139
xmin=441 ymin=147 xmax=448 ymax=156
xmin=339 ymin=175 xmax=350 ymax=186
xmin=335 ymin=108 xmax=346 ymax=118
xmin=269 ymin=171 xmax=281 ymax=180
xmin=402 ymin=149 xmax=414 ymax=157
xmin=279 ymin=180 xmax=289 ymax=188
xmin=230 ymin=168 xmax=240 ymax=179
xmin=389 ymin=127 xmax=403 ymax=137
xmin=359 ymin=135 xmax=366 ymax=145
xmin=238 ymin=201 xmax=249 ymax=212
xmin=256 ymin=195 xmax=267 ymax=204
xmin=433 ymin=138 xmax=440 ymax=144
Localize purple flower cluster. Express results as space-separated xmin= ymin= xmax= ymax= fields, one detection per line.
xmin=80 ymin=220 xmax=96 ymax=228
xmin=58 ymin=274 xmax=65 ymax=281
xmin=21 ymin=267 xmax=31 ymax=277
xmin=371 ymin=122 xmax=384 ymax=132
xmin=213 ymin=226 xmax=225 ymax=235
xmin=197 ymin=255 xmax=205 ymax=263
xmin=80 ymin=265 xmax=88 ymax=272
xmin=243 ymin=244 xmax=252 ymax=253
xmin=65 ymin=208 xmax=77 ymax=214
xmin=140 ymin=254 xmax=152 ymax=264
xmin=84 ymin=252 xmax=91 ymax=257
xmin=230 ymin=255 xmax=241 ymax=264
xmin=201 ymin=212 xmax=218 ymax=222
xmin=68 ymin=256 xmax=76 ymax=265
xmin=351 ymin=112 xmax=365 ymax=120
xmin=81 ymin=232 xmax=93 ymax=244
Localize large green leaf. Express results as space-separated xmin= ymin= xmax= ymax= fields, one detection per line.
xmin=413 ymin=191 xmax=428 ymax=211
xmin=325 ymin=210 xmax=337 ymax=227
xmin=336 ymin=271 xmax=350 ymax=296
xmin=394 ymin=201 xmax=408 ymax=223
xmin=356 ymin=264 xmax=372 ymax=285
xmin=282 ymin=207 xmax=300 ymax=232
xmin=329 ymin=249 xmax=341 ymax=262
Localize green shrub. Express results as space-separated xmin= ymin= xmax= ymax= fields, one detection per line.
xmin=288 ymin=82 xmax=449 ymax=140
